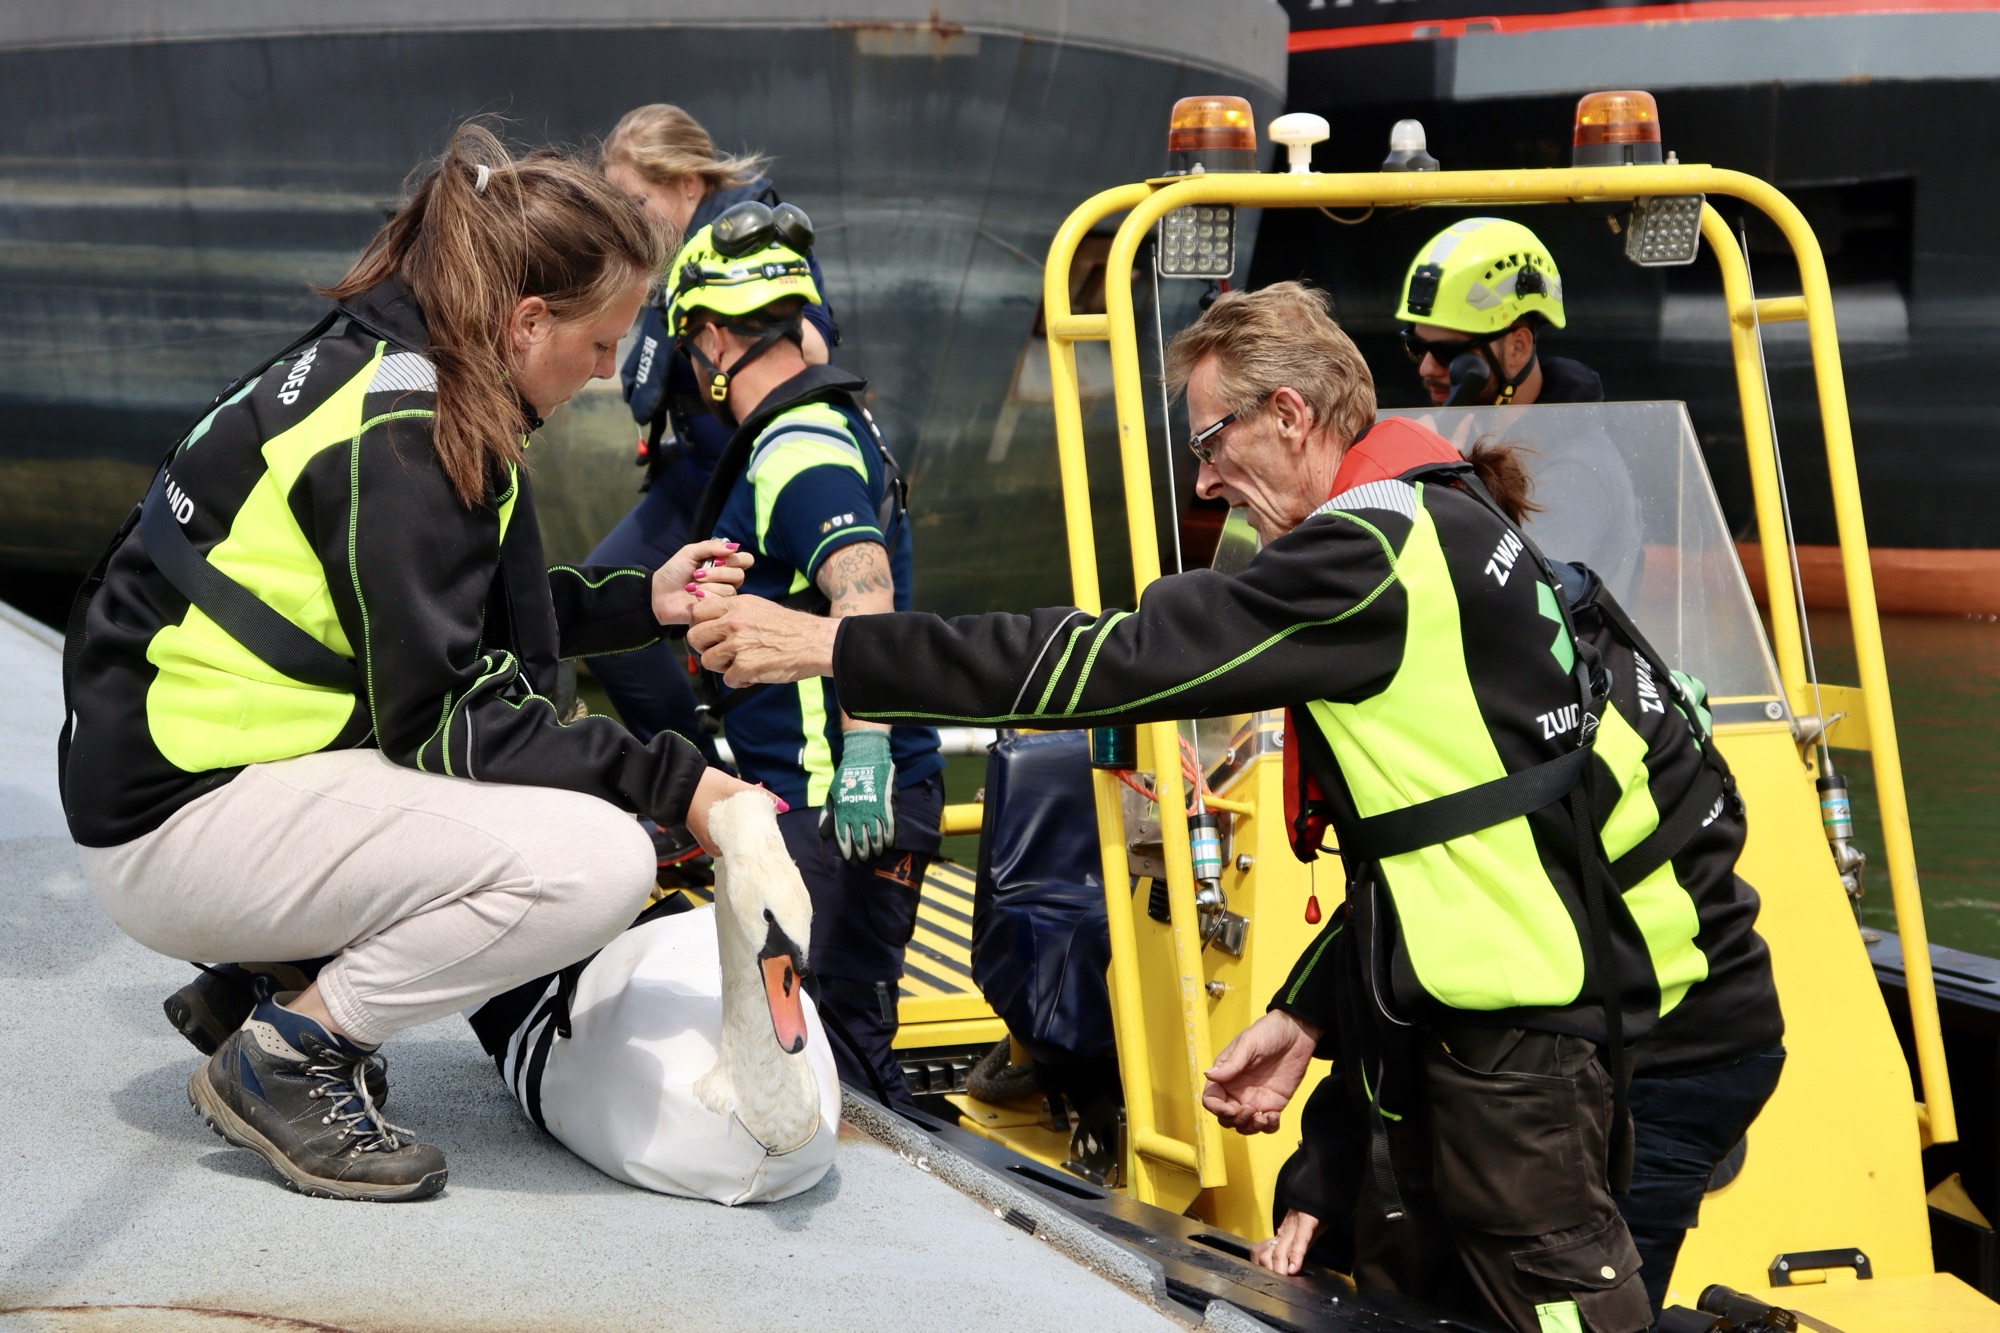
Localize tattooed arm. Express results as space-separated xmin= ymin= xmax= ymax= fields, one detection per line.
xmin=815 ymin=542 xmax=896 ymax=733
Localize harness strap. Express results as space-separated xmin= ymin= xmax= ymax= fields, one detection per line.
xmin=1446 ymin=466 xmax=1637 ymax=1193
xmin=1365 ymin=1069 xmax=1405 ymax=1222
xmin=140 ymin=472 xmax=359 ymax=693
xmin=59 ymin=309 xmax=346 ymax=801
xmin=1338 ymin=747 xmax=1591 ymax=863
xmin=1611 ymin=764 xmax=1726 ymax=892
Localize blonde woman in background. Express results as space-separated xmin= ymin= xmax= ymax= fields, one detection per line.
xmin=586 ymin=106 xmax=834 ymax=808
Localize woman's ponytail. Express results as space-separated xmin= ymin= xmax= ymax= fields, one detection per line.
xmin=1463 ymin=438 xmax=1542 ymax=527
xmin=322 ymin=122 xmax=667 ymax=506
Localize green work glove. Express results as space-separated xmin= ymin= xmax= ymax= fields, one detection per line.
xmin=822 ymin=729 xmax=896 ymax=863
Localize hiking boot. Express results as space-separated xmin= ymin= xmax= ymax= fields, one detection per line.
xmin=188 ymin=997 xmax=445 ymax=1202
xmin=165 ymin=963 xmax=387 ymax=1104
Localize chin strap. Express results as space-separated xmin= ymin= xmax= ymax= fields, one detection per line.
xmin=1484 ymin=343 xmax=1539 ymax=406
xmin=683 ymin=317 xmax=804 ymax=426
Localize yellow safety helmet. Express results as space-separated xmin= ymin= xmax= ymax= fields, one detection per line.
xmin=1394 ymin=217 xmax=1566 ymax=335
xmin=665 ymin=200 xmax=821 ymax=338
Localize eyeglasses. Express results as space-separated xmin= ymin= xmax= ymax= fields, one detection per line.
xmin=1188 ymin=409 xmax=1240 ymax=463
xmin=1402 ymin=327 xmax=1493 ymax=367
xmin=709 ymin=199 xmax=816 ymax=260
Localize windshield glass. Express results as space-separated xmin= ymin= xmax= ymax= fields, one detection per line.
xmin=1381 ymin=401 xmax=1784 ymax=708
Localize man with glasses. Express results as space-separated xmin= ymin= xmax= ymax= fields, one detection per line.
xmin=686 ymin=281 xmax=1715 ymax=1333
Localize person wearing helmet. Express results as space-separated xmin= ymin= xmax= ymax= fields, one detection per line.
xmin=668 ymin=203 xmax=943 ymax=1105
xmin=584 ymin=106 xmax=839 ymax=792
xmin=1396 ymin=217 xmax=1600 ymax=409
xmin=1397 ymin=218 xmax=1641 ymax=602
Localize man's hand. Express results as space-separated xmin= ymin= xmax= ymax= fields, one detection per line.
xmin=1201 ymin=1009 xmax=1320 ymax=1135
xmin=687 ymin=594 xmax=839 ymax=686
xmin=651 ymin=539 xmax=752 ymax=626
xmin=822 ymin=729 xmax=895 ymax=862
xmin=1250 ymin=1209 xmax=1323 ymax=1276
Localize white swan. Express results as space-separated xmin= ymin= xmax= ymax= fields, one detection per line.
xmin=495 ymin=792 xmax=840 ymax=1204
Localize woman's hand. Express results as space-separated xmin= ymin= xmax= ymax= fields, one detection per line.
xmin=1201 ymin=1009 xmax=1320 ymax=1134
xmin=1250 ymin=1209 xmax=1323 ymax=1276
xmin=651 ymin=539 xmax=753 ymax=626
xmin=683 ymin=767 xmax=788 ymax=855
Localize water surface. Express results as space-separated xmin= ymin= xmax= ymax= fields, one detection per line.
xmin=1812 ymin=613 xmax=2000 ymax=957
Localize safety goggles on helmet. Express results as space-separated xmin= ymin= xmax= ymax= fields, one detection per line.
xmin=709 ymin=199 xmax=815 ymax=260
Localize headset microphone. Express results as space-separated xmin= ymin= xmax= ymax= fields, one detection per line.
xmin=1445 ymin=351 xmax=1492 ymax=407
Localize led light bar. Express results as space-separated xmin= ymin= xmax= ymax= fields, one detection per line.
xmin=1159 ymin=205 xmax=1236 ymax=279
xmin=1625 ymin=194 xmax=1705 ymax=267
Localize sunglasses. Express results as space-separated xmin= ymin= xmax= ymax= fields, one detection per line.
xmin=1402 ymin=327 xmax=1494 ymax=367
xmin=710 ymin=199 xmax=816 ymax=260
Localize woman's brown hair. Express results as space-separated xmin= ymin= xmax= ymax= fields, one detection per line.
xmin=1463 ymin=438 xmax=1542 ymax=527
xmin=602 ymin=103 xmax=768 ymax=196
xmin=322 ymin=123 xmax=668 ymax=505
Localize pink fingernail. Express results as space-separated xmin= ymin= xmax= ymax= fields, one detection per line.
xmin=725 ymin=542 xmax=740 ymax=551
xmin=774 ymin=797 xmax=790 ymax=813
xmin=694 ymin=568 xmax=707 ymax=579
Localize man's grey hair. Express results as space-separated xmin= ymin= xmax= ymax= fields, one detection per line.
xmin=1164 ymin=282 xmax=1376 ymax=448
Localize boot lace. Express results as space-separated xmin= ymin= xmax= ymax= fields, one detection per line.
xmin=302 ymin=1041 xmax=412 ymax=1152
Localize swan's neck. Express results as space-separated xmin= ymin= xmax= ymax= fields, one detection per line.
xmin=704 ymin=898 xmax=822 ymax=1153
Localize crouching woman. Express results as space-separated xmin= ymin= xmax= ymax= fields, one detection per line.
xmin=59 ymin=124 xmax=764 ymax=1202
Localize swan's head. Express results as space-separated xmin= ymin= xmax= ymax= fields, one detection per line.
xmin=757 ymin=909 xmax=810 ymax=1055
xmin=709 ymin=790 xmax=815 ymax=1056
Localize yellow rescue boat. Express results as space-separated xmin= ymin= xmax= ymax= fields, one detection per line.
xmin=876 ymin=87 xmax=1994 ymax=1331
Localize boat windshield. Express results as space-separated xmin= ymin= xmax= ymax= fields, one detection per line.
xmin=1382 ymin=401 xmax=1783 ymax=711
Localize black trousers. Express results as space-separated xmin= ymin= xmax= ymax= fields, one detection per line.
xmin=778 ymin=774 xmax=944 ymax=1106
xmin=1351 ymin=1025 xmax=1655 ymax=1333
xmin=1623 ymin=1046 xmax=1787 ymax=1310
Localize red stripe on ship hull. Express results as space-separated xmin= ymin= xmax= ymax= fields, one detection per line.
xmin=1289 ymin=0 xmax=2000 ymax=53
xmin=1737 ymin=543 xmax=2000 ymax=617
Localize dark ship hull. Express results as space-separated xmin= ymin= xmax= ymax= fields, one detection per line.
xmin=0 ymin=3 xmax=1284 ymax=615
xmin=1257 ymin=0 xmax=2000 ymax=611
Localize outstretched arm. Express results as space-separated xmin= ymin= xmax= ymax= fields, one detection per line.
xmin=690 ymin=509 xmax=1410 ymax=730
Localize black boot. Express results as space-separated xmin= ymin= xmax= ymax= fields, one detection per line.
xmin=188 ymin=996 xmax=445 ymax=1202
xmin=165 ymin=962 xmax=387 ymax=1104
xmin=164 ymin=962 xmax=319 ymax=1056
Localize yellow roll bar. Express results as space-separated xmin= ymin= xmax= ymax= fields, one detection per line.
xmin=1039 ymin=163 xmax=1954 ymax=1193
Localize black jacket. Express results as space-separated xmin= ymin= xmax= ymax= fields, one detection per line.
xmin=1536 ymin=354 xmax=1605 ymax=404
xmin=833 ymin=459 xmax=1779 ymax=1067
xmin=63 ymin=279 xmax=707 ymax=847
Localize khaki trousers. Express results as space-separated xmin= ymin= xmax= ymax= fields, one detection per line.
xmin=79 ymin=749 xmax=655 ymax=1046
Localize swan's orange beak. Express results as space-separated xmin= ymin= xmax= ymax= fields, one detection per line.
xmin=759 ymin=922 xmax=809 ymax=1055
